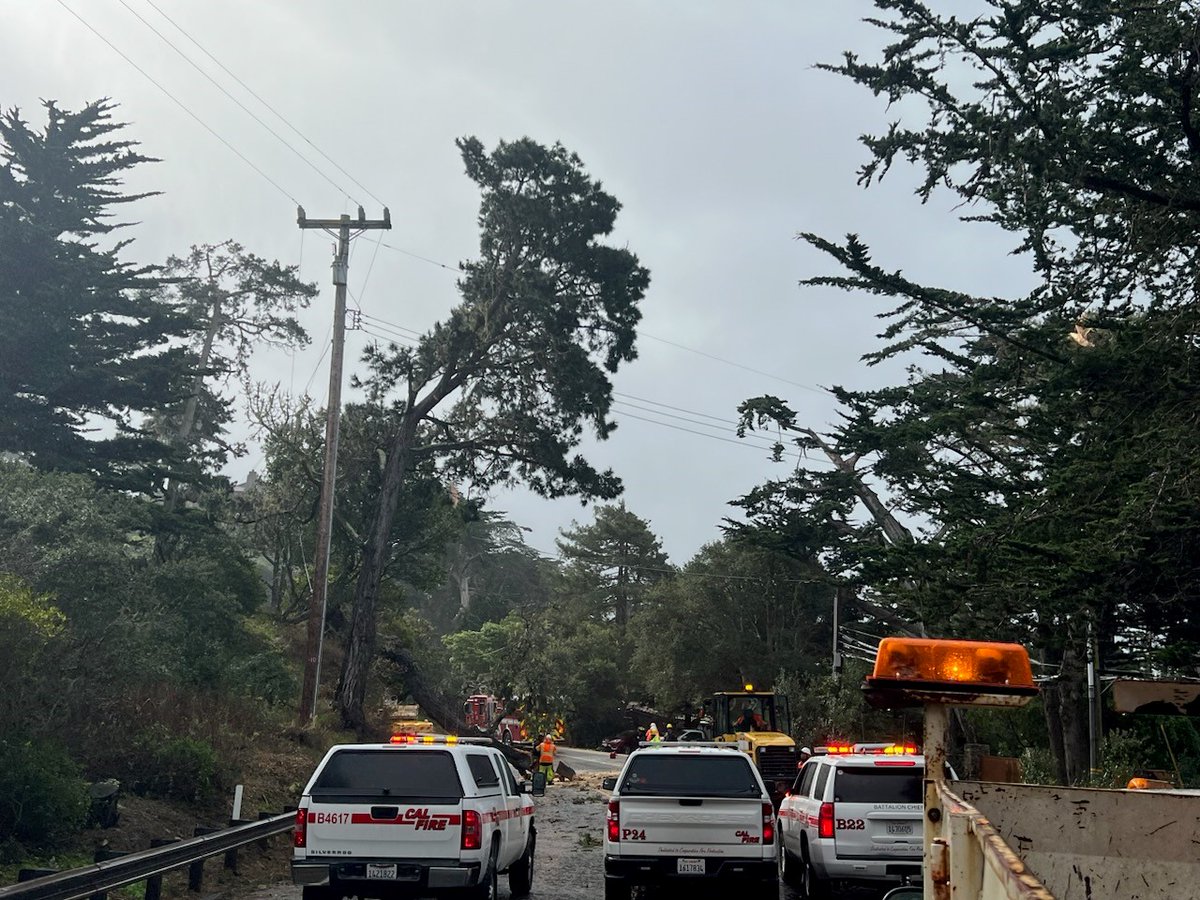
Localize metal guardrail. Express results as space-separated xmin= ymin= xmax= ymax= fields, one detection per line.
xmin=0 ymin=812 xmax=294 ymax=900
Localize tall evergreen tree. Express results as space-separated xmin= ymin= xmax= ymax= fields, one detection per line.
xmin=0 ymin=100 xmax=190 ymax=492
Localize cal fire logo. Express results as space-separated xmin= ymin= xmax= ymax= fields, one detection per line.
xmin=405 ymin=807 xmax=452 ymax=831
xmin=735 ymin=829 xmax=761 ymax=844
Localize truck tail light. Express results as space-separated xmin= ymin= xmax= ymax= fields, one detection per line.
xmin=606 ymin=800 xmax=620 ymax=842
xmin=293 ymin=807 xmax=308 ymax=848
xmin=461 ymin=809 xmax=482 ymax=850
xmin=762 ymin=802 xmax=775 ymax=844
xmin=818 ymin=802 xmax=834 ymax=839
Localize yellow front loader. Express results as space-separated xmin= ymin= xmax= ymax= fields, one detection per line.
xmin=710 ymin=684 xmax=797 ymax=804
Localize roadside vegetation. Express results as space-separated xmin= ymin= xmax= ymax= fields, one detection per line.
xmin=5 ymin=0 xmax=1200 ymax=867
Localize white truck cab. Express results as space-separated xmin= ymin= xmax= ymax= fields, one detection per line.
xmin=602 ymin=743 xmax=778 ymax=900
xmin=291 ymin=735 xmax=538 ymax=900
xmin=777 ymin=742 xmax=924 ymax=898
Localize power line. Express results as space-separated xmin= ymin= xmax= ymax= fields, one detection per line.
xmin=614 ymin=408 xmax=807 ymax=461
xmin=140 ymin=0 xmax=388 ymax=208
xmin=612 ymin=398 xmax=786 ymax=452
xmin=377 ymin=240 xmax=464 ymax=273
xmin=361 ymin=313 xmax=422 ymax=337
xmin=116 ymin=0 xmax=359 ymax=204
xmin=56 ymin=0 xmax=299 ymax=205
xmin=614 ymin=390 xmax=741 ymax=427
xmin=302 ymin=325 xmax=333 ymax=396
xmin=528 ymin=546 xmax=830 ymax=586
xmin=636 ymin=330 xmax=828 ymax=395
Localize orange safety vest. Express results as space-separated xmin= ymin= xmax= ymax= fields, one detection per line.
xmin=538 ymin=740 xmax=556 ymax=765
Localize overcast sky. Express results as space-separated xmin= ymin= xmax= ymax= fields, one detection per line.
xmin=4 ymin=1 xmax=1032 ymax=562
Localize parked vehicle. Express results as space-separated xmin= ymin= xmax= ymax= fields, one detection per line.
xmin=776 ymin=742 xmax=924 ymax=897
xmin=600 ymin=730 xmax=640 ymax=755
xmin=601 ymin=743 xmax=778 ymax=900
xmin=291 ymin=734 xmax=540 ymax=899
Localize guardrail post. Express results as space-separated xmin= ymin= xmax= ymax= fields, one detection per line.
xmin=91 ymin=849 xmax=129 ymax=900
xmin=144 ymin=838 xmax=176 ymax=900
xmin=257 ymin=811 xmax=277 ymax=850
xmin=224 ymin=819 xmax=250 ymax=872
xmin=16 ymin=870 xmax=56 ymax=882
xmin=189 ymin=826 xmax=218 ymax=891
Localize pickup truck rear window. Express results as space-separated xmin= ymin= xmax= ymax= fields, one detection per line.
xmin=311 ymin=750 xmax=464 ymax=801
xmin=620 ymin=754 xmax=761 ymax=797
xmin=833 ymin=767 xmax=923 ymax=804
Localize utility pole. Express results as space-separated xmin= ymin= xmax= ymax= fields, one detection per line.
xmin=296 ymin=205 xmax=390 ymax=726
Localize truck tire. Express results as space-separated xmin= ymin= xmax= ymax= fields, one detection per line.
xmin=470 ymin=844 xmax=499 ymax=900
xmin=779 ymin=839 xmax=802 ymax=888
xmin=603 ymin=877 xmax=632 ymax=900
xmin=508 ymin=832 xmax=535 ymax=897
xmin=800 ymin=847 xmax=830 ymax=900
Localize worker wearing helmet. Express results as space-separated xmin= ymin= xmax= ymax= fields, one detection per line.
xmin=645 ymin=723 xmax=662 ymax=743
xmin=537 ymin=733 xmax=557 ymax=784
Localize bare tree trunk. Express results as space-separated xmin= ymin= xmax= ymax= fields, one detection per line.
xmin=165 ymin=295 xmax=222 ymax=513
xmin=335 ymin=421 xmax=415 ymax=733
xmin=1058 ymin=640 xmax=1090 ymax=784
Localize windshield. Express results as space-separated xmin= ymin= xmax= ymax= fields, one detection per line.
xmin=620 ymin=754 xmax=761 ymax=797
xmin=311 ymin=750 xmax=464 ymax=802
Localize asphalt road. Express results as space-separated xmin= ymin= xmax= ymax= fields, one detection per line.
xmin=558 ymin=745 xmax=623 ymax=774
xmin=553 ymin=747 xmax=889 ymax=900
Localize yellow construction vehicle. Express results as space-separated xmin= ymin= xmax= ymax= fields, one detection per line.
xmin=710 ymin=683 xmax=797 ymax=803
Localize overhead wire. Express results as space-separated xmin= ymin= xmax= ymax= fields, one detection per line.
xmin=55 ymin=0 xmax=300 ymax=206
xmin=115 ymin=0 xmax=360 ymax=205
xmin=343 ymin=309 xmax=829 ymax=464
xmin=526 ymin=546 xmax=831 ymax=586
xmin=140 ymin=0 xmax=388 ymax=208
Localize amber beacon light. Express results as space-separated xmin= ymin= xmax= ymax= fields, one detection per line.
xmin=862 ymin=637 xmax=1039 ymax=708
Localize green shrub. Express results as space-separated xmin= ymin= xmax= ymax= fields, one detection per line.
xmin=128 ymin=727 xmax=225 ymax=802
xmin=0 ymin=737 xmax=89 ymax=848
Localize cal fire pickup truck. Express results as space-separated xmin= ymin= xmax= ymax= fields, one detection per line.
xmin=601 ymin=743 xmax=779 ymax=900
xmin=291 ymin=735 xmax=539 ymax=900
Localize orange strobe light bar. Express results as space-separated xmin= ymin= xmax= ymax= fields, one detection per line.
xmin=862 ymin=638 xmax=1039 ymax=709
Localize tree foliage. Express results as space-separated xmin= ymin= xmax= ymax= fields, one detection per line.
xmin=0 ymin=100 xmax=190 ymax=492
xmin=335 ymin=136 xmax=650 ymax=731
xmin=736 ymin=0 xmax=1200 ymax=783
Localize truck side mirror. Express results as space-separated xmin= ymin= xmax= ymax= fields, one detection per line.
xmin=601 ymin=777 xmax=617 ymax=792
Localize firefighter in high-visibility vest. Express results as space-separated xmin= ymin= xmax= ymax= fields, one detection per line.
xmin=537 ymin=734 xmax=557 ymax=784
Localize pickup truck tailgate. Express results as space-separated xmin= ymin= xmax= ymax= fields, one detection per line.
xmin=306 ymin=802 xmax=463 ymax=855
xmin=299 ymin=747 xmax=465 ymax=859
xmin=619 ymin=796 xmax=765 ymax=853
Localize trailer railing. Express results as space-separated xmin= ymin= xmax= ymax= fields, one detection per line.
xmin=927 ymin=780 xmax=1053 ymax=900
xmin=0 ymin=812 xmax=293 ymax=900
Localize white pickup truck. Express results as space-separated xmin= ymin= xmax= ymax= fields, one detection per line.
xmin=291 ymin=736 xmax=538 ymax=900
xmin=601 ymin=743 xmax=779 ymax=900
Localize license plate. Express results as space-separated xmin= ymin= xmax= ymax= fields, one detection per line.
xmin=886 ymin=823 xmax=914 ymax=835
xmin=366 ymin=864 xmax=397 ymax=879
xmin=677 ymin=858 xmax=706 ymax=875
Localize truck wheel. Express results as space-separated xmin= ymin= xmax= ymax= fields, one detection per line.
xmin=508 ymin=833 xmax=535 ymax=897
xmin=470 ymin=845 xmax=499 ymax=900
xmin=779 ymin=839 xmax=801 ymax=888
xmin=800 ymin=848 xmax=830 ymax=900
xmin=603 ymin=877 xmax=632 ymax=900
